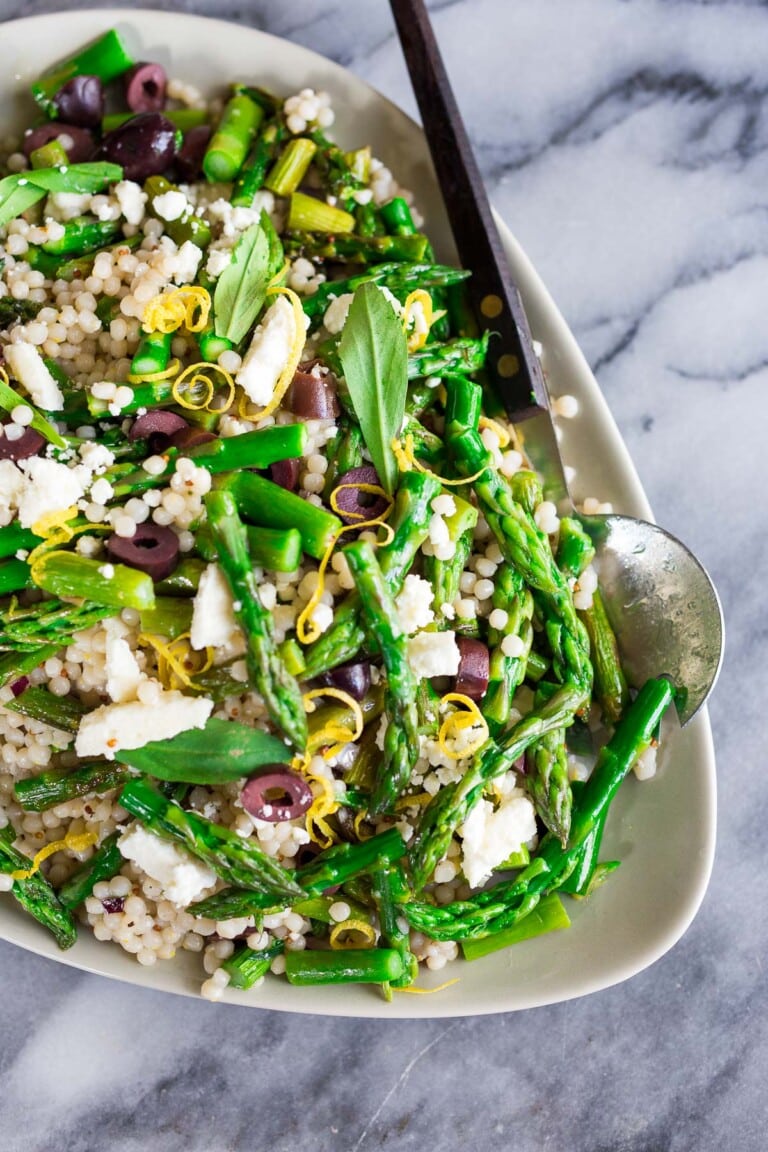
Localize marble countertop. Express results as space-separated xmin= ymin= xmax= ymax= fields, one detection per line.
xmin=0 ymin=2 xmax=760 ymax=1149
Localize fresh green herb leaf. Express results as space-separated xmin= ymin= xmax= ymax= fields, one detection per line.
xmin=23 ymin=162 xmax=123 ymax=195
xmin=0 ymin=163 xmax=124 ymax=228
xmin=114 ymin=717 xmax=289 ymax=784
xmin=0 ymin=175 xmax=47 ymax=227
xmin=213 ymin=221 xmax=271 ymax=344
xmin=338 ymin=282 xmax=408 ymax=496
xmin=0 ymin=374 xmax=67 ymax=448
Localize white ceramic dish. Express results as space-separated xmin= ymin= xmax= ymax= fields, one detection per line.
xmin=0 ymin=8 xmax=716 ymax=1017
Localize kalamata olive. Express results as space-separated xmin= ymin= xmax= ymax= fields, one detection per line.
xmin=454 ymin=637 xmax=490 ymax=701
xmin=9 ymin=677 xmax=29 ymax=698
xmin=101 ymin=896 xmax=125 ymax=914
xmin=129 ymin=409 xmax=189 ymax=453
xmin=333 ymin=466 xmax=388 ymax=525
xmin=0 ymin=424 xmax=45 ymax=461
xmin=106 ymin=523 xmax=180 ymax=581
xmin=53 ymin=75 xmax=105 ymax=128
xmin=169 ymin=425 xmax=217 ymax=453
xmin=269 ymin=457 xmax=300 ymax=492
xmin=124 ymin=62 xmax=167 ymax=113
xmin=174 ymin=124 xmax=212 ymax=182
xmin=23 ymin=122 xmax=95 ymax=162
xmin=288 ymin=368 xmax=340 ymax=419
xmin=99 ymin=112 xmax=177 ymax=181
xmin=321 ymin=659 xmax=371 ymax=702
xmin=240 ymin=767 xmax=314 ymax=823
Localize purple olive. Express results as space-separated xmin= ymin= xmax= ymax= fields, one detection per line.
xmin=454 ymin=637 xmax=490 ymax=701
xmin=99 ymin=112 xmax=177 ymax=181
xmin=174 ymin=124 xmax=212 ymax=182
xmin=23 ymin=122 xmax=95 ymax=163
xmin=269 ymin=457 xmax=300 ymax=492
xmin=288 ymin=368 xmax=339 ymax=419
xmin=124 ymin=62 xmax=167 ymax=113
xmin=333 ymin=466 xmax=388 ymax=525
xmin=321 ymin=659 xmax=371 ymax=702
xmin=9 ymin=677 xmax=29 ymax=698
xmin=169 ymin=425 xmax=217 ymax=453
xmin=101 ymin=896 xmax=125 ymax=914
xmin=129 ymin=410 xmax=189 ymax=453
xmin=240 ymin=767 xmax=314 ymax=823
xmin=106 ymin=523 xmax=180 ymax=582
xmin=53 ymin=75 xmax=105 ymax=129
xmin=0 ymin=424 xmax=45 ymax=462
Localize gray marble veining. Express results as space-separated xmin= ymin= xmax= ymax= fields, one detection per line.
xmin=0 ymin=2 xmax=763 ymax=1149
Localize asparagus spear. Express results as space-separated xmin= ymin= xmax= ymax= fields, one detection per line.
xmin=301 ymin=469 xmax=442 ymax=677
xmin=229 ymin=471 xmax=341 ymax=561
xmin=31 ymin=552 xmax=155 ymax=612
xmin=231 ymin=120 xmax=284 ymax=207
xmin=285 ymin=948 xmax=405 ymax=986
xmin=526 ymin=723 xmax=572 ymax=845
xmin=284 ymin=231 xmax=428 ymax=264
xmin=405 ymin=677 xmax=675 ymax=936
xmin=57 ymin=832 xmax=123 ymax=910
xmin=119 ymin=779 xmax=304 ymax=900
xmin=6 ymin=684 xmax=86 ymax=733
xmin=344 ymin=540 xmax=420 ymax=815
xmin=371 ymin=863 xmax=417 ymax=989
xmin=0 ymin=599 xmax=115 ymax=654
xmin=0 ymin=826 xmax=77 ymax=948
xmin=203 ymin=91 xmax=263 ymax=182
xmin=223 ymin=940 xmax=284 ymax=989
xmin=409 ymin=680 xmax=588 ymax=889
xmin=580 ymin=589 xmax=629 ymax=726
xmin=322 ymin=417 xmax=364 ymax=500
xmin=32 ymin=28 xmax=133 ymax=113
xmin=205 ymin=489 xmax=307 ymax=751
xmin=301 ymin=261 xmax=470 ymax=321
xmin=423 ymin=493 xmax=478 ymax=614
xmin=483 ymin=565 xmax=534 ymax=734
xmin=14 ymin=761 xmax=132 ymax=812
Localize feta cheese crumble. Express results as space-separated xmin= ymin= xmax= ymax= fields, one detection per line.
xmin=235 ymin=295 xmax=295 ymax=407
xmin=75 ymin=690 xmax=213 ymax=759
xmin=407 ymin=630 xmax=461 ymax=679
xmin=4 ymin=341 xmax=64 ymax=410
xmin=118 ymin=824 xmax=216 ymax=907
xmin=460 ymin=791 xmax=537 ymax=888
xmin=190 ymin=562 xmax=241 ymax=651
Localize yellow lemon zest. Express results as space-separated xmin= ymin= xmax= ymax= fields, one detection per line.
xmin=478 ymin=415 xmax=511 ymax=448
xmin=402 ymin=288 xmax=434 ymax=352
xmin=329 ymin=482 xmax=389 ymax=522
xmin=438 ymin=692 xmax=490 ymax=760
xmin=10 ymin=830 xmax=98 ymax=881
xmin=171 ymin=360 xmax=235 ymax=413
xmin=304 ymin=769 xmax=339 ymax=848
xmin=391 ymin=434 xmax=487 ymax=486
xmin=138 ymin=631 xmax=213 ymax=691
xmin=329 ymin=918 xmax=377 ymax=950
xmin=243 ymin=285 xmax=305 ymax=422
xmin=127 ymin=357 xmax=181 ymax=385
xmin=27 ymin=505 xmax=80 ymax=569
xmin=394 ymin=978 xmax=460 ymax=995
xmin=268 ymin=256 xmax=292 ymax=287
xmin=303 ymin=686 xmax=364 ymax=759
xmin=295 ymin=494 xmax=394 ymax=646
xmin=142 ymin=286 xmax=211 ymax=334
xmin=353 ymin=808 xmax=373 ymax=841
xmin=394 ymin=791 xmax=433 ymax=810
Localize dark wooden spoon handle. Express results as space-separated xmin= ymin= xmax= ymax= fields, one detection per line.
xmin=389 ymin=0 xmax=548 ymax=418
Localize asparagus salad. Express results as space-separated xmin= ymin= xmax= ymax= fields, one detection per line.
xmin=0 ymin=30 xmax=675 ymax=1002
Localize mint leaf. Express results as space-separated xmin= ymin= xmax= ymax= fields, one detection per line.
xmin=338 ymin=283 xmax=408 ymax=496
xmin=115 ymin=717 xmax=288 ymax=784
xmin=214 ymin=221 xmax=271 ymax=344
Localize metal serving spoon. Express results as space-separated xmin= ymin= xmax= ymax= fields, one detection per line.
xmin=389 ymin=0 xmax=723 ymax=723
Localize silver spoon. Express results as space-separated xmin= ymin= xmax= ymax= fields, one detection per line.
xmin=390 ymin=0 xmax=724 ymax=723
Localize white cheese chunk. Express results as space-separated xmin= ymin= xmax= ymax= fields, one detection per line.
xmin=16 ymin=457 xmax=89 ymax=529
xmin=460 ymin=791 xmax=537 ymax=889
xmin=105 ymin=633 xmax=144 ymax=704
xmin=205 ymin=247 xmax=232 ymax=279
xmin=118 ymin=824 xmax=216 ymax=907
xmin=395 ymin=575 xmax=435 ymax=635
xmin=153 ymin=189 xmax=188 ymax=221
xmin=235 ymin=295 xmax=295 ymax=407
xmin=322 ymin=292 xmax=354 ymax=335
xmin=190 ymin=562 xmax=241 ymax=651
xmin=0 ymin=460 xmax=24 ymax=527
xmin=172 ymin=240 xmax=203 ymax=286
xmin=407 ymin=630 xmax=461 ymax=679
xmin=5 ymin=342 xmax=64 ymax=411
xmin=115 ymin=180 xmax=148 ymax=226
xmin=75 ymin=690 xmax=213 ymax=760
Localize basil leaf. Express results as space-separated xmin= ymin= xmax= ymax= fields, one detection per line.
xmin=338 ymin=282 xmax=408 ymax=496
xmin=260 ymin=208 xmax=285 ymax=279
xmin=214 ymin=222 xmax=271 ymax=344
xmin=114 ymin=717 xmax=288 ymax=784
xmin=0 ymin=175 xmax=46 ymax=227
xmin=25 ymin=162 xmax=123 ymax=194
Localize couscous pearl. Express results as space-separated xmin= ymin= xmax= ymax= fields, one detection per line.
xmin=501 ymin=634 xmax=526 ymax=659
xmin=329 ymin=901 xmax=351 ymax=923
xmin=113 ymin=515 xmax=136 ymax=538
